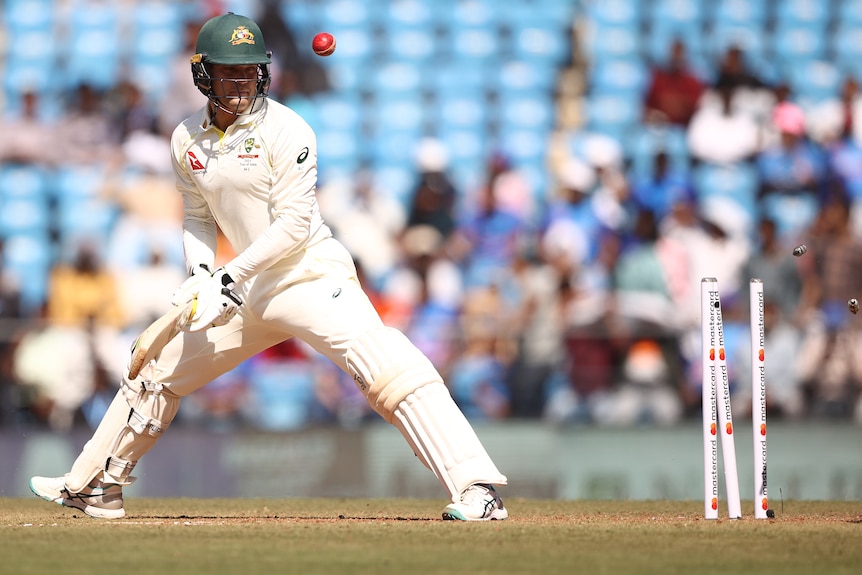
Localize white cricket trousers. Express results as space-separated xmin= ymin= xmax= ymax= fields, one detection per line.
xmin=135 ymin=237 xmax=384 ymax=396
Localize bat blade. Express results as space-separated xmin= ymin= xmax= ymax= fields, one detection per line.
xmin=128 ymin=300 xmax=196 ymax=379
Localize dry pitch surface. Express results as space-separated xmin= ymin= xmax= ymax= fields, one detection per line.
xmin=2 ymin=498 xmax=862 ymax=575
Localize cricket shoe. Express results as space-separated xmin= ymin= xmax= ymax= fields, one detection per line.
xmin=442 ymin=484 xmax=508 ymax=521
xmin=29 ymin=476 xmax=125 ymax=519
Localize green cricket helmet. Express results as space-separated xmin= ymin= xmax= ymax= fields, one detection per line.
xmin=190 ymin=12 xmax=272 ymax=115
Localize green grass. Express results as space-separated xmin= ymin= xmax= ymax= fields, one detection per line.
xmin=1 ymin=498 xmax=861 ymax=575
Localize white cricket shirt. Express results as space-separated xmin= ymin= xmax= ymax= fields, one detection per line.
xmin=170 ymin=98 xmax=332 ymax=284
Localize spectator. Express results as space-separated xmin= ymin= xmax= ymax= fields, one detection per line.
xmin=0 ymin=90 xmax=55 ymax=167
xmin=630 ymin=149 xmax=696 ymax=222
xmin=731 ymin=298 xmax=805 ymax=420
xmin=104 ymin=131 xmax=185 ymax=273
xmin=593 ymin=339 xmax=684 ymax=426
xmin=504 ymin=245 xmax=569 ymax=418
xmin=448 ymin=160 xmax=532 ymax=291
xmin=449 ymin=285 xmax=513 ymax=421
xmin=12 ymin=308 xmax=111 ymax=431
xmin=687 ymin=85 xmax=760 ymax=165
xmin=614 ymin=207 xmax=684 ymax=331
xmin=740 ymin=217 xmax=804 ymax=322
xmin=47 ymin=239 xmax=125 ymax=330
xmin=398 ymin=225 xmax=462 ymax=373
xmin=403 ymin=138 xmax=459 ymax=241
xmin=713 ymin=44 xmax=770 ymax=99
xmin=157 ymin=19 xmax=208 ymax=135
xmin=55 ymin=83 xmax=119 ymax=167
xmin=809 ymin=75 xmax=862 ymax=146
xmin=582 ymin=134 xmax=630 ymax=233
xmin=0 ymin=239 xmax=24 ymax=427
xmin=756 ymin=101 xmax=828 ymax=239
xmin=107 ymin=80 xmax=158 ymax=144
xmin=794 ymin=192 xmax=862 ymax=419
xmin=317 ymin=167 xmax=406 ymax=290
xmin=541 ymin=158 xmax=604 ymax=269
xmin=643 ymin=38 xmax=707 ymax=127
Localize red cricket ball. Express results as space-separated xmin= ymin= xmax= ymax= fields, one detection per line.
xmin=312 ymin=32 xmax=336 ymax=57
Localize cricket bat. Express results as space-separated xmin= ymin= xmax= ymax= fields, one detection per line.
xmin=128 ymin=300 xmax=196 ymax=379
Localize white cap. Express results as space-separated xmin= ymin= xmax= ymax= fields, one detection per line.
xmin=557 ymin=157 xmax=596 ymax=192
xmin=583 ymin=133 xmax=623 ymax=169
xmin=414 ymin=137 xmax=450 ymax=172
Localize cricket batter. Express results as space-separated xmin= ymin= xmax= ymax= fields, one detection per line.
xmin=30 ymin=12 xmax=507 ymax=521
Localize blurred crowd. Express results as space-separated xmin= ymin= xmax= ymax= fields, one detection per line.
xmin=2 ymin=1 xmax=862 ymax=434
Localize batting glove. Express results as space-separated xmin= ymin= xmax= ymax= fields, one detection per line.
xmin=186 ymin=267 xmax=243 ymax=332
xmin=170 ymin=264 xmax=212 ymax=306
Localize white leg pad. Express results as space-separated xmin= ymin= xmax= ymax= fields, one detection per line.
xmin=65 ymin=378 xmax=181 ymax=492
xmin=347 ymin=327 xmax=507 ymax=500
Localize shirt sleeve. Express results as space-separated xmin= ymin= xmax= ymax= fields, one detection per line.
xmin=172 ymin=130 xmax=217 ymax=275
xmin=223 ymin=118 xmax=321 ymax=284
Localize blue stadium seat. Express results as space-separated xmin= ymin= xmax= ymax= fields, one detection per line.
xmin=711 ymin=0 xmax=768 ymax=26
xmin=583 ymin=0 xmax=643 ymax=28
xmin=770 ymin=23 xmax=828 ymax=63
xmin=367 ymin=61 xmax=424 ymax=95
xmin=382 ymin=27 xmax=437 ymax=63
xmin=280 ymin=1 xmax=319 ymax=36
xmin=831 ymin=24 xmax=862 ymax=72
xmin=449 ymin=0 xmax=498 ymax=32
xmin=436 ymin=94 xmax=489 ymax=131
xmin=316 ymin=129 xmax=363 ymax=175
xmin=496 ymin=127 xmax=549 ymax=165
xmin=786 ymin=59 xmax=842 ymax=106
xmin=128 ymin=11 xmax=183 ymax=64
xmin=774 ymin=0 xmax=831 ymax=27
xmin=497 ymin=1 xmax=576 ymax=32
xmin=436 ymin=126 xmax=487 ymax=171
xmin=380 ymin=0 xmax=435 ymax=31
xmin=320 ymin=0 xmax=372 ymax=29
xmin=314 ymin=27 xmax=375 ymax=65
xmin=248 ymin=360 xmax=316 ymax=432
xmin=837 ymin=0 xmax=862 ymax=27
xmin=510 ymin=26 xmax=570 ymax=66
xmin=447 ymin=27 xmax=501 ymax=62
xmin=324 ymin=60 xmax=372 ymax=94
xmin=312 ymin=93 xmax=365 ymax=134
xmin=372 ymin=165 xmax=417 ymax=208
xmin=761 ymin=193 xmax=819 ymax=239
xmin=368 ymin=129 xmax=424 ymax=170
xmin=0 ymin=164 xmax=50 ymax=202
xmin=426 ymin=61 xmax=490 ymax=97
xmin=62 ymin=3 xmax=123 ymax=90
xmin=495 ymin=95 xmax=555 ymax=132
xmin=4 ymin=0 xmax=54 ymax=29
xmin=628 ymin=125 xmax=691 ymax=178
xmin=644 ymin=21 xmax=708 ymax=66
xmin=370 ymin=93 xmax=428 ymax=134
xmin=55 ymin=197 xmax=118 ymax=248
xmin=0 ymin=197 xmax=50 ymax=237
xmin=1 ymin=232 xmax=52 ymax=313
xmin=581 ymin=21 xmax=642 ymax=63
xmin=692 ymin=162 xmax=759 ymax=215
xmin=648 ymin=0 xmax=705 ymax=30
xmin=494 ymin=60 xmax=558 ymax=96
xmin=583 ymin=92 xmax=641 ymax=144
xmin=3 ymin=25 xmax=60 ymax=94
xmin=708 ymin=23 xmax=766 ymax=61
xmin=52 ymin=165 xmax=108 ymax=204
xmin=587 ymin=57 xmax=650 ymax=97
